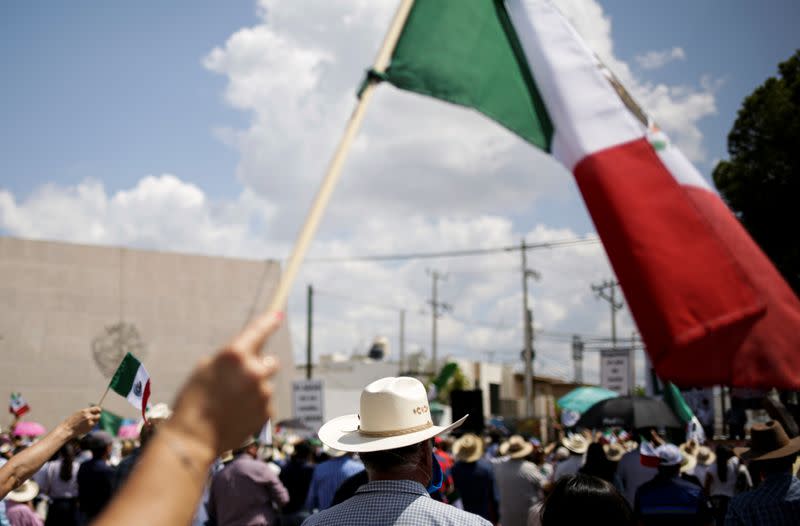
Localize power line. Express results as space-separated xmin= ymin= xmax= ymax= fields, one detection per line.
xmin=305 ymin=236 xmax=600 ymax=263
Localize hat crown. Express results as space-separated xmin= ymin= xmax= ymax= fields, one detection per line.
xmin=358 ymin=377 xmax=432 ymax=434
xmin=751 ymin=420 xmax=791 ymax=453
xmin=506 ymin=436 xmax=526 ymax=453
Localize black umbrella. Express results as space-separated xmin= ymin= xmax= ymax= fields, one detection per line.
xmin=575 ymin=396 xmax=683 ymax=429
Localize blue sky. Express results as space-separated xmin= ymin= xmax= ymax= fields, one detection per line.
xmin=3 ymin=1 xmax=797 ymax=199
xmin=1 ymin=0 xmax=798 ymax=382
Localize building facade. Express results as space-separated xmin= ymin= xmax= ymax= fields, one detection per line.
xmin=0 ymin=236 xmax=294 ymax=430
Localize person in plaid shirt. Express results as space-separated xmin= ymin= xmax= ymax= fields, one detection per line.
xmin=303 ymin=377 xmax=489 ymax=526
xmin=725 ymin=421 xmax=800 ymax=525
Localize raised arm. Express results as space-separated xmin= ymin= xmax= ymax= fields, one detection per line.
xmin=0 ymin=406 xmax=100 ymax=499
xmin=92 ymin=310 xmax=283 ymax=526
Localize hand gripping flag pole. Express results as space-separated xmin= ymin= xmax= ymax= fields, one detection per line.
xmin=265 ymin=0 xmax=416 ymax=315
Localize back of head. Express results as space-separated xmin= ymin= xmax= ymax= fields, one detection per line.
xmin=292 ymin=440 xmax=312 ymax=462
xmin=715 ymin=444 xmax=734 ymax=482
xmin=541 ymin=473 xmax=633 ymax=526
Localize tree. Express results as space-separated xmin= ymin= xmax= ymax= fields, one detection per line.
xmin=713 ymin=50 xmax=800 ymax=296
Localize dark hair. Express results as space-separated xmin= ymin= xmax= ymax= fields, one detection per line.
xmin=579 ymin=443 xmax=615 ymax=483
xmin=58 ymin=444 xmax=76 ymax=482
xmin=541 ymin=474 xmax=634 ymax=526
xmin=292 ymin=441 xmax=312 ymax=461
xmin=360 ymin=441 xmax=424 ymax=472
xmin=715 ymin=445 xmax=734 ymax=483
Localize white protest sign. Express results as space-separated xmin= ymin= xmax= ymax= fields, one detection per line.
xmin=600 ymin=349 xmax=633 ymax=395
xmin=292 ymin=379 xmax=325 ymax=431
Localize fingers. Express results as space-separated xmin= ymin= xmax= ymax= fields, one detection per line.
xmin=231 ymin=311 xmax=284 ymax=356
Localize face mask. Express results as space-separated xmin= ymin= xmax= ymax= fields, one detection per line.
xmin=427 ymin=452 xmax=443 ymax=494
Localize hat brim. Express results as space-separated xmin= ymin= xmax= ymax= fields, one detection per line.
xmin=7 ymin=483 xmax=38 ymax=503
xmin=318 ymin=414 xmax=468 ymax=453
xmin=499 ymin=441 xmax=534 ymax=459
xmin=735 ymin=435 xmax=800 ymax=462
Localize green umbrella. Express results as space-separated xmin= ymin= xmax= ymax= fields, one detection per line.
xmin=557 ymin=386 xmax=620 ymax=414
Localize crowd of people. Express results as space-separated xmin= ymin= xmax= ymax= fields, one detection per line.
xmin=0 ymin=312 xmax=798 ymax=525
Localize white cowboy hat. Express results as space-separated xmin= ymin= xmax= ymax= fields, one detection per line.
xmin=7 ymin=480 xmax=39 ymax=503
xmin=317 ymin=377 xmax=467 ymax=453
xmin=561 ymin=434 xmax=589 ymax=455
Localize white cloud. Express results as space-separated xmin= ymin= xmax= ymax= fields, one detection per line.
xmin=1 ymin=0 xmax=714 ymax=385
xmin=551 ymin=1 xmax=716 ymax=162
xmin=635 ymin=47 xmax=686 ymax=70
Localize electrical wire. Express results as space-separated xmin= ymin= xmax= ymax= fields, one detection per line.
xmin=305 ymin=236 xmax=600 ymax=263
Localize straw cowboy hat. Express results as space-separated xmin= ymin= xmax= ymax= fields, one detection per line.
xmin=7 ymin=480 xmax=39 ymax=503
xmin=623 ymin=440 xmax=638 ymax=452
xmin=318 ymin=377 xmax=467 ymax=453
xmin=680 ymin=452 xmax=697 ymax=474
xmin=695 ymin=446 xmax=716 ymax=466
xmin=679 ymin=440 xmax=699 ymax=457
xmin=561 ymin=434 xmax=589 ymax=455
xmin=604 ymin=443 xmax=625 ymax=462
xmin=734 ymin=420 xmax=800 ymax=462
xmin=499 ymin=435 xmax=534 ymax=459
xmin=453 ymin=433 xmax=484 ymax=463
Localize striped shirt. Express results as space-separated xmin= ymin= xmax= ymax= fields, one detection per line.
xmin=301 ymin=480 xmax=490 ymax=526
xmin=725 ymin=472 xmax=800 ymax=525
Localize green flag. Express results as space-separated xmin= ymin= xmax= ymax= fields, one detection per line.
xmin=662 ymin=382 xmax=694 ymax=423
xmin=379 ymin=0 xmax=553 ymax=149
xmin=433 ymin=362 xmax=459 ymax=391
xmin=99 ymin=409 xmax=123 ymax=436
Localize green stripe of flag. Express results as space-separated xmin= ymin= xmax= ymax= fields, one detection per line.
xmin=382 ymin=0 xmax=553 ymax=150
xmin=663 ymin=382 xmax=694 ymax=423
xmin=109 ymin=352 xmax=141 ymax=397
xmin=99 ymin=409 xmax=123 ymax=436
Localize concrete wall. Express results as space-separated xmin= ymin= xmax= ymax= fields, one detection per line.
xmin=0 ymin=237 xmax=294 ymax=430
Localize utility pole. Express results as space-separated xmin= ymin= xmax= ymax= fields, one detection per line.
xmin=521 ymin=239 xmax=541 ymax=419
xmin=427 ymin=269 xmax=451 ymax=375
xmin=399 ymin=309 xmax=406 ymax=375
xmin=591 ymin=280 xmax=623 ymax=349
xmin=306 ymin=284 xmax=313 ymax=379
xmin=572 ymin=334 xmax=584 ymax=384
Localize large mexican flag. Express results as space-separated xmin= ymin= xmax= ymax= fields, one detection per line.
xmin=374 ymin=0 xmax=800 ymax=388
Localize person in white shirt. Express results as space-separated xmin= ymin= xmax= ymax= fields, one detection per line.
xmin=704 ymin=445 xmax=751 ymax=524
xmin=34 ymin=442 xmax=80 ymax=526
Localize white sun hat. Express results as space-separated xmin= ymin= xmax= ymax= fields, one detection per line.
xmin=317 ymin=377 xmax=467 ymax=453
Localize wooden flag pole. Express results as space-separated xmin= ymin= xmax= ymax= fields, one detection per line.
xmin=266 ymin=0 xmax=416 ymax=314
xmin=97 ymin=385 xmax=111 ymax=407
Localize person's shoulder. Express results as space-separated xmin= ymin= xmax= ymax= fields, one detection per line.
xmin=421 ymin=499 xmax=492 ymax=525
xmin=300 ymin=499 xmax=357 ymax=525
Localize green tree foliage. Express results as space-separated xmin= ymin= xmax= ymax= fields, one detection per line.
xmin=713 ymin=50 xmax=800 ymax=295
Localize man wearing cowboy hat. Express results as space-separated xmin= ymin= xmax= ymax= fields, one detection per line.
xmin=725 ymin=420 xmax=800 ymax=525
xmin=451 ymin=433 xmax=498 ymax=523
xmin=5 ymin=480 xmax=43 ymax=526
xmin=552 ymin=434 xmax=587 ymax=481
xmin=302 ymin=377 xmax=489 ymax=525
xmin=208 ymin=435 xmax=289 ymax=526
xmin=493 ymin=435 xmax=547 ymax=526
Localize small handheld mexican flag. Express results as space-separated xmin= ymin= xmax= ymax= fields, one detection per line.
xmin=108 ymin=353 xmax=151 ymax=421
xmin=9 ymin=392 xmax=30 ymax=417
